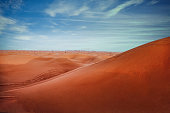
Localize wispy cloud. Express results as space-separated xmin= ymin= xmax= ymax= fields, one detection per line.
xmin=92 ymin=0 xmax=116 ymax=11
xmin=106 ymin=0 xmax=144 ymax=17
xmin=72 ymin=6 xmax=89 ymax=16
xmin=15 ymin=35 xmax=32 ymax=40
xmin=38 ymin=35 xmax=48 ymax=39
xmin=9 ymin=25 xmax=28 ymax=33
xmin=0 ymin=14 xmax=29 ymax=34
xmin=14 ymin=35 xmax=48 ymax=41
xmin=148 ymin=0 xmax=160 ymax=5
xmin=0 ymin=15 xmax=16 ymax=34
xmin=44 ymin=0 xmax=115 ymax=18
xmin=45 ymin=0 xmax=144 ymax=18
xmin=45 ymin=1 xmax=72 ymax=17
xmin=80 ymin=26 xmax=87 ymax=29
xmin=45 ymin=0 xmax=84 ymax=17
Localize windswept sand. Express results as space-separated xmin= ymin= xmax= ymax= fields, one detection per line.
xmin=0 ymin=37 xmax=170 ymax=113
xmin=0 ymin=51 xmax=117 ymax=90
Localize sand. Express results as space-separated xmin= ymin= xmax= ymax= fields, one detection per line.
xmin=0 ymin=37 xmax=169 ymax=113
xmin=0 ymin=51 xmax=117 ymax=90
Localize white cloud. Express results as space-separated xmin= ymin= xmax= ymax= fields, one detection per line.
xmin=38 ymin=35 xmax=48 ymax=39
xmin=15 ymin=35 xmax=32 ymax=40
xmin=0 ymin=15 xmax=29 ymax=34
xmin=148 ymin=0 xmax=159 ymax=5
xmin=52 ymin=29 xmax=61 ymax=33
xmin=0 ymin=16 xmax=16 ymax=25
xmin=51 ymin=22 xmax=58 ymax=26
xmin=14 ymin=35 xmax=49 ymax=41
xmin=106 ymin=0 xmax=144 ymax=17
xmin=80 ymin=26 xmax=87 ymax=29
xmin=0 ymin=15 xmax=16 ymax=34
xmin=45 ymin=0 xmax=144 ymax=18
xmin=71 ymin=33 xmax=78 ymax=36
xmin=72 ymin=6 xmax=89 ymax=16
xmin=45 ymin=1 xmax=88 ymax=17
xmin=45 ymin=1 xmax=75 ymax=17
xmin=44 ymin=0 xmax=114 ymax=18
xmin=9 ymin=25 xmax=28 ymax=33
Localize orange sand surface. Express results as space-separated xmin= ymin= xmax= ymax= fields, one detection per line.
xmin=0 ymin=37 xmax=170 ymax=113
xmin=0 ymin=51 xmax=117 ymax=90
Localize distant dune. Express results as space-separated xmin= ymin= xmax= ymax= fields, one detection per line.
xmin=0 ymin=51 xmax=117 ymax=91
xmin=0 ymin=37 xmax=169 ymax=113
xmin=0 ymin=57 xmax=80 ymax=86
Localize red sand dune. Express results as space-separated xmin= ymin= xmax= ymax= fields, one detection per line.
xmin=0 ymin=54 xmax=36 ymax=65
xmin=0 ymin=51 xmax=117 ymax=91
xmin=0 ymin=57 xmax=80 ymax=83
xmin=0 ymin=37 xmax=170 ymax=113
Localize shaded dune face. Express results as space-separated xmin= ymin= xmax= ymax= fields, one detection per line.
xmin=3 ymin=37 xmax=170 ymax=113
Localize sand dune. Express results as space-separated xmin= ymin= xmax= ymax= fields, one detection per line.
xmin=0 ymin=53 xmax=36 ymax=65
xmin=0 ymin=50 xmax=117 ymax=65
xmin=0 ymin=57 xmax=80 ymax=84
xmin=0 ymin=51 xmax=116 ymax=91
xmin=0 ymin=37 xmax=170 ymax=113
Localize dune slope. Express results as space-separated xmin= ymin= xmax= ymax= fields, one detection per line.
xmin=3 ymin=37 xmax=170 ymax=113
xmin=0 ymin=57 xmax=81 ymax=91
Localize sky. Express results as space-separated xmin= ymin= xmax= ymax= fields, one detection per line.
xmin=0 ymin=0 xmax=170 ymax=52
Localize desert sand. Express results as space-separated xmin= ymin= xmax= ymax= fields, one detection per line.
xmin=0 ymin=51 xmax=117 ymax=91
xmin=0 ymin=37 xmax=170 ymax=113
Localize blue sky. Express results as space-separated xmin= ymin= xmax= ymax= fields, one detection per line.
xmin=0 ymin=0 xmax=170 ymax=52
